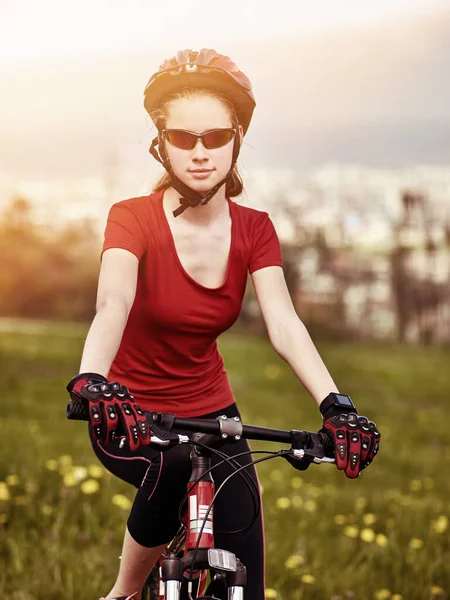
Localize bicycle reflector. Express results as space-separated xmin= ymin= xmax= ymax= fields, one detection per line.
xmin=208 ymin=549 xmax=237 ymax=572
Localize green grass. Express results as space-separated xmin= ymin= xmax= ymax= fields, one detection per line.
xmin=0 ymin=323 xmax=449 ymax=600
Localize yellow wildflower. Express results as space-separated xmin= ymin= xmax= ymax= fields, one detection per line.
xmin=275 ymin=497 xmax=291 ymax=510
xmin=265 ymin=588 xmax=278 ymax=598
xmin=112 ymin=494 xmax=132 ymax=510
xmin=6 ymin=474 xmax=20 ymax=486
xmin=45 ymin=459 xmax=58 ymax=471
xmin=87 ymin=465 xmax=105 ymax=479
xmin=355 ymin=496 xmax=368 ymax=512
xmin=41 ymin=505 xmax=53 ymax=516
xmin=284 ymin=554 xmax=305 ymax=569
xmin=334 ymin=514 xmax=347 ymax=525
xmin=363 ymin=513 xmax=377 ymax=525
xmin=81 ymin=479 xmax=100 ymax=495
xmin=409 ymin=538 xmax=423 ymax=550
xmin=431 ymin=515 xmax=448 ymax=534
xmin=264 ymin=364 xmax=281 ymax=380
xmin=409 ymin=479 xmax=422 ymax=492
xmin=374 ymin=589 xmax=391 ymax=599
xmin=360 ymin=528 xmax=376 ymax=543
xmin=59 ymin=454 xmax=73 ymax=466
xmin=270 ymin=470 xmax=282 ymax=482
xmin=63 ymin=472 xmax=78 ymax=487
xmin=375 ymin=533 xmax=389 ymax=548
xmin=290 ymin=476 xmax=303 ymax=489
xmin=343 ymin=525 xmax=359 ymax=539
xmin=301 ymin=574 xmax=315 ymax=584
xmin=391 ymin=595 xmax=403 ymax=600
xmin=430 ymin=585 xmax=445 ymax=596
xmin=292 ymin=496 xmax=303 ymax=508
xmin=304 ymin=499 xmax=317 ymax=513
xmin=72 ymin=466 xmax=88 ymax=482
xmin=0 ymin=483 xmax=10 ymax=502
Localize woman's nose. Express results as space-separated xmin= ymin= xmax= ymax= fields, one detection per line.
xmin=191 ymin=137 xmax=209 ymax=161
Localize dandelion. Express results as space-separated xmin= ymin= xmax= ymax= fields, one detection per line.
xmin=87 ymin=465 xmax=105 ymax=479
xmin=375 ymin=533 xmax=389 ymax=548
xmin=363 ymin=513 xmax=377 ymax=526
xmin=112 ymin=494 xmax=132 ymax=510
xmin=430 ymin=585 xmax=445 ymax=596
xmin=360 ymin=528 xmax=376 ymax=543
xmin=301 ymin=574 xmax=316 ymax=584
xmin=72 ymin=466 xmax=88 ymax=482
xmin=343 ymin=525 xmax=359 ymax=539
xmin=264 ymin=364 xmax=281 ymax=380
xmin=6 ymin=474 xmax=20 ymax=486
xmin=81 ymin=479 xmax=100 ymax=495
xmin=59 ymin=455 xmax=73 ymax=466
xmin=290 ymin=476 xmax=303 ymax=489
xmin=265 ymin=588 xmax=278 ymax=598
xmin=431 ymin=515 xmax=448 ymax=534
xmin=408 ymin=538 xmax=423 ymax=550
xmin=334 ymin=514 xmax=347 ymax=525
xmin=292 ymin=496 xmax=303 ymax=508
xmin=284 ymin=554 xmax=305 ymax=569
xmin=269 ymin=470 xmax=283 ymax=482
xmin=63 ymin=472 xmax=78 ymax=487
xmin=304 ymin=499 xmax=317 ymax=513
xmin=0 ymin=483 xmax=10 ymax=502
xmin=409 ymin=479 xmax=422 ymax=492
xmin=45 ymin=459 xmax=58 ymax=471
xmin=41 ymin=505 xmax=53 ymax=516
xmin=275 ymin=497 xmax=291 ymax=510
xmin=374 ymin=589 xmax=391 ymax=599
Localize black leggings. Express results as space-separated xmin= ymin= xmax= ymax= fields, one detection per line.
xmin=88 ymin=403 xmax=265 ymax=599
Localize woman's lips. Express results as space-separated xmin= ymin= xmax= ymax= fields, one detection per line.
xmin=189 ymin=169 xmax=214 ymax=179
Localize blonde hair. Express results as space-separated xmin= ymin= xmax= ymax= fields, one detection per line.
xmin=150 ymin=88 xmax=244 ymax=197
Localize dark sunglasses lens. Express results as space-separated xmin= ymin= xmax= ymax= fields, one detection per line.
xmin=166 ymin=130 xmax=196 ymax=149
xmin=203 ymin=129 xmax=235 ymax=149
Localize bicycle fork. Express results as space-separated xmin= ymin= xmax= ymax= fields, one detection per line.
xmin=162 ymin=448 xmax=247 ymax=599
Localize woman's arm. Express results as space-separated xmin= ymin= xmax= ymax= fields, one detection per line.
xmin=250 ymin=265 xmax=339 ymax=407
xmin=79 ymin=248 xmax=139 ymax=377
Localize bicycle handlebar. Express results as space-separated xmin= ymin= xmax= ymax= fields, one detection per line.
xmin=66 ymin=399 xmax=335 ymax=463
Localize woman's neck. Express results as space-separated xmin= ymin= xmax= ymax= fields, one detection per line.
xmin=163 ymin=186 xmax=229 ymax=225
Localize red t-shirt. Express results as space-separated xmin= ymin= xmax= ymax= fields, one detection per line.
xmin=101 ymin=189 xmax=283 ymax=417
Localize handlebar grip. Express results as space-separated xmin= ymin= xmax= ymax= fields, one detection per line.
xmin=319 ymin=431 xmax=335 ymax=457
xmin=66 ymin=398 xmax=90 ymax=421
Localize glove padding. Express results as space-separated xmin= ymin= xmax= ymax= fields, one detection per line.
xmin=321 ymin=410 xmax=380 ymax=479
xmin=66 ymin=373 xmax=151 ymax=452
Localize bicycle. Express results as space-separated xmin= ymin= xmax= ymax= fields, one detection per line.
xmin=67 ymin=400 xmax=335 ymax=600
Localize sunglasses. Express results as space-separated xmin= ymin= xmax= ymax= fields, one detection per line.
xmin=161 ymin=128 xmax=236 ymax=150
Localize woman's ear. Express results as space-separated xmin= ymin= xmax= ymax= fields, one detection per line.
xmin=238 ymin=125 xmax=244 ymax=147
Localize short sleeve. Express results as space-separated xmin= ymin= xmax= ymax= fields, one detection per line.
xmin=249 ymin=211 xmax=283 ymax=274
xmin=101 ymin=202 xmax=147 ymax=261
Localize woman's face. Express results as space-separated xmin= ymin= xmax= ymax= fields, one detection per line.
xmin=163 ymin=94 xmax=243 ymax=195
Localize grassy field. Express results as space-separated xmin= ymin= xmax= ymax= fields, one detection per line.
xmin=0 ymin=321 xmax=449 ymax=600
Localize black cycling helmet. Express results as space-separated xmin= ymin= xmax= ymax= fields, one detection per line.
xmin=143 ymin=49 xmax=256 ymax=217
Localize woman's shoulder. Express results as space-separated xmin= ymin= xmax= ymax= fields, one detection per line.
xmin=229 ymin=198 xmax=270 ymax=222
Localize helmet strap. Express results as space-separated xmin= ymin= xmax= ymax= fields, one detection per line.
xmin=148 ymin=134 xmax=241 ymax=218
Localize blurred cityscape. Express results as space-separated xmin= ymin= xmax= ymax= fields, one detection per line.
xmin=1 ymin=162 xmax=449 ymax=345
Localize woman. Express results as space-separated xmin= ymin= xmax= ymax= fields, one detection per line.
xmin=66 ymin=49 xmax=380 ymax=600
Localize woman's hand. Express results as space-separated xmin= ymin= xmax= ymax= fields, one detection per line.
xmin=320 ymin=408 xmax=380 ymax=479
xmin=66 ymin=373 xmax=151 ymax=452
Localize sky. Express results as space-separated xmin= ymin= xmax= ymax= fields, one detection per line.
xmin=1 ymin=1 xmax=450 ymax=182
xmin=1 ymin=0 xmax=448 ymax=63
